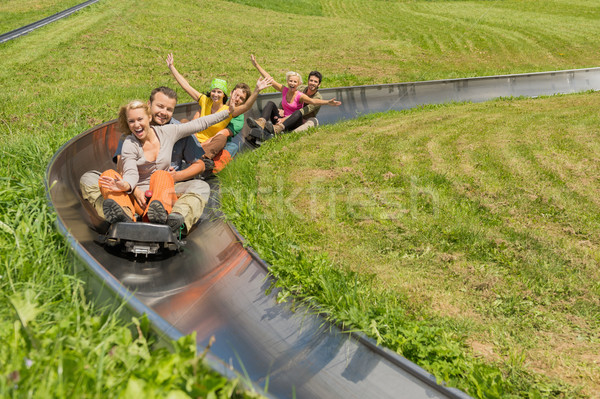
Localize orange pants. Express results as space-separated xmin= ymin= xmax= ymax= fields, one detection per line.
xmin=99 ymin=169 xmax=177 ymax=222
xmin=201 ymin=133 xmax=228 ymax=159
xmin=213 ymin=149 xmax=233 ymax=173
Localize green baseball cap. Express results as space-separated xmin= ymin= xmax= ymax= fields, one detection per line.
xmin=210 ymin=78 xmax=228 ymax=93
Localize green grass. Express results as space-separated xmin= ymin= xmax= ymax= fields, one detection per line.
xmin=225 ymin=0 xmax=323 ymax=16
xmin=219 ymin=93 xmax=600 ymax=397
xmin=0 ymin=0 xmax=85 ymax=34
xmin=0 ymin=131 xmax=260 ymax=396
xmin=1 ymin=0 xmax=600 ymax=397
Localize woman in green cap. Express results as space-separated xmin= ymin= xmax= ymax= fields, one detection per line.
xmin=166 ymin=53 xmax=271 ymax=146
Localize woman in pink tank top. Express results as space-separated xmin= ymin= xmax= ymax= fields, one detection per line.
xmin=247 ymin=55 xmax=342 ymax=136
xmin=281 ymin=85 xmax=305 ymax=117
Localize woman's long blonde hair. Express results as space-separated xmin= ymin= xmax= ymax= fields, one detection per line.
xmin=117 ymin=100 xmax=151 ymax=135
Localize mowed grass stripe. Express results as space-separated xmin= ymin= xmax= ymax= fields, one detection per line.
xmin=491 ymin=0 xmax=600 ymax=20
xmin=421 ymin=98 xmax=600 ymax=291
xmin=322 ymin=0 xmax=600 ymax=77
xmin=436 ymin=2 xmax=598 ymax=47
xmin=398 ymin=6 xmax=543 ymax=56
xmin=416 ymin=97 xmax=600 ymax=333
xmin=427 ymin=100 xmax=600 ymax=240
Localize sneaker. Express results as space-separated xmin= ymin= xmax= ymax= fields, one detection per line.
xmin=103 ymin=199 xmax=130 ymax=224
xmin=167 ymin=212 xmax=185 ymax=233
xmin=247 ymin=117 xmax=266 ymax=129
xmin=147 ymin=201 xmax=167 ymax=224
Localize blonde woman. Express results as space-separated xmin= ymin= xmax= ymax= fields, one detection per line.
xmin=98 ymin=95 xmax=237 ymax=233
xmin=247 ymin=54 xmax=341 ymax=135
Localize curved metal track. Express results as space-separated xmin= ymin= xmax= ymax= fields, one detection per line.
xmin=46 ymin=68 xmax=600 ymax=398
xmin=0 ymin=0 xmax=99 ymax=44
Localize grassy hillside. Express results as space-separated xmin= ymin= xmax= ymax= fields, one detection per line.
xmin=220 ymin=93 xmax=600 ymax=397
xmin=1 ymin=0 xmax=599 ymax=397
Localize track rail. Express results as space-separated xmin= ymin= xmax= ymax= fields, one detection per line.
xmin=0 ymin=0 xmax=99 ymax=44
xmin=46 ymin=67 xmax=600 ymax=398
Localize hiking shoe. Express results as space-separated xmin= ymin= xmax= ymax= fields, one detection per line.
xmin=247 ymin=117 xmax=266 ymax=129
xmin=203 ymin=157 xmax=215 ymax=173
xmin=94 ymin=196 xmax=105 ymax=218
xmin=246 ymin=134 xmax=260 ymax=147
xmin=264 ymin=121 xmax=275 ymax=135
xmin=249 ymin=128 xmax=273 ymax=141
xmin=103 ymin=199 xmax=130 ymax=224
xmin=249 ymin=127 xmax=265 ymax=140
xmin=147 ymin=200 xmax=168 ymax=224
xmin=273 ymin=123 xmax=284 ymax=134
xmin=167 ymin=212 xmax=185 ymax=233
xmin=200 ymin=158 xmax=215 ymax=179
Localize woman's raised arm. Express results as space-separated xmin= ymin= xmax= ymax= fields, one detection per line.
xmin=166 ymin=53 xmax=202 ymax=102
xmin=250 ymin=54 xmax=283 ymax=92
